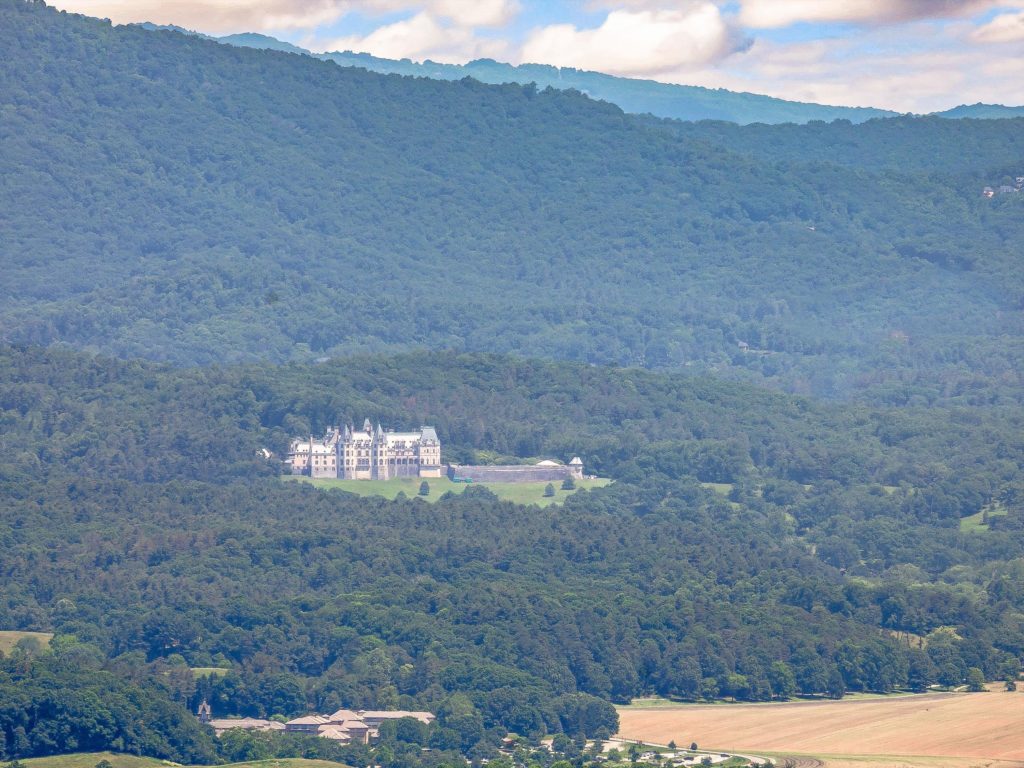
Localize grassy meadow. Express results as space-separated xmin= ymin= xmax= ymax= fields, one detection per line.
xmin=0 ymin=630 xmax=53 ymax=655
xmin=190 ymin=667 xmax=230 ymax=678
xmin=959 ymin=503 xmax=1009 ymax=532
xmin=283 ymin=475 xmax=611 ymax=506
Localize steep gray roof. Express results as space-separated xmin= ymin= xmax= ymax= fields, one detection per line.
xmin=420 ymin=426 xmax=439 ymax=442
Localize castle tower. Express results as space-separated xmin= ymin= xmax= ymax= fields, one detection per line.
xmin=569 ymin=456 xmax=584 ymax=479
xmin=418 ymin=426 xmax=442 ymax=478
xmin=374 ymin=422 xmax=387 ymax=480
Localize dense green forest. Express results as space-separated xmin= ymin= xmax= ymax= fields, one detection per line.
xmin=1 ymin=344 xmax=1022 ymax=762
xmin=2 ymin=0 xmax=1023 ymax=402
xmin=648 ymin=115 xmax=1024 ymax=174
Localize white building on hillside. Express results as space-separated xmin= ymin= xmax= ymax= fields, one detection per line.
xmin=288 ymin=419 xmax=442 ymax=480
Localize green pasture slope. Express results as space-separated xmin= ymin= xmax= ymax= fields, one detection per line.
xmin=0 ymin=630 xmax=53 ymax=655
xmin=19 ymin=754 xmax=346 ymax=768
xmin=960 ymin=503 xmax=1010 ymax=532
xmin=284 ymin=475 xmax=611 ymax=506
xmin=18 ymin=754 xmax=166 ymax=768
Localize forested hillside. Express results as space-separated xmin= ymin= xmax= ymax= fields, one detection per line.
xmin=1 ymin=345 xmax=1023 ymax=761
xmin=2 ymin=0 xmax=1023 ymax=402
xmin=651 ymin=115 xmax=1024 ymax=174
xmin=935 ymin=103 xmax=1024 ymax=120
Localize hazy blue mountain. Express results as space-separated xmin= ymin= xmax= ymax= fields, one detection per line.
xmin=934 ymin=102 xmax=1024 ymax=119
xmin=135 ymin=21 xmax=212 ymax=39
xmin=217 ymin=33 xmax=898 ymax=125
xmin=182 ymin=27 xmax=1024 ymax=127
xmin=329 ymin=53 xmax=901 ymax=125
xmin=219 ymin=31 xmax=312 ymax=56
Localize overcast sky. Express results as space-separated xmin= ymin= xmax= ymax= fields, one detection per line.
xmin=50 ymin=0 xmax=1024 ymax=112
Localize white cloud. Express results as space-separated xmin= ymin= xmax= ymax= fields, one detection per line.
xmin=320 ymin=11 xmax=508 ymax=61
xmin=666 ymin=28 xmax=1024 ymax=113
xmin=49 ymin=0 xmax=519 ymax=33
xmin=973 ymin=10 xmax=1024 ymax=42
xmin=740 ymin=0 xmax=996 ymax=29
xmin=50 ymin=0 xmax=351 ymax=31
xmin=519 ymin=4 xmax=738 ymax=76
xmin=428 ymin=0 xmax=519 ymax=27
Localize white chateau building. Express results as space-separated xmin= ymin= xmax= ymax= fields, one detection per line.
xmin=288 ymin=419 xmax=442 ymax=480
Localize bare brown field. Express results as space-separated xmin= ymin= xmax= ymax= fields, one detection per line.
xmin=762 ymin=753 xmax=1020 ymax=768
xmin=617 ymin=688 xmax=1024 ymax=768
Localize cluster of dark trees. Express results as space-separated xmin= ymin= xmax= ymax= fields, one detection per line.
xmin=0 ymin=639 xmax=218 ymax=763
xmin=1 ymin=0 xmax=1023 ymax=403
xmin=0 ymin=345 xmax=1022 ymax=763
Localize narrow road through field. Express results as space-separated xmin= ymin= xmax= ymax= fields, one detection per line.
xmin=777 ymin=757 xmax=824 ymax=768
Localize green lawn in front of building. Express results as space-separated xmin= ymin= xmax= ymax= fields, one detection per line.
xmin=283 ymin=475 xmax=611 ymax=506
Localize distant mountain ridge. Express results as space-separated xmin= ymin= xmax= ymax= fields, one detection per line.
xmin=933 ymin=102 xmax=1024 ymax=119
xmin=213 ymin=32 xmax=1023 ymax=126
xmin=213 ymin=31 xmax=896 ymax=125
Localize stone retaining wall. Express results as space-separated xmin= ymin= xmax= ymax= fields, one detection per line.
xmin=447 ymin=464 xmax=576 ymax=483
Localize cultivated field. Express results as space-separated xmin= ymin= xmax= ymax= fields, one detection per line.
xmin=284 ymin=475 xmax=611 ymax=506
xmin=617 ymin=688 xmax=1024 ymax=768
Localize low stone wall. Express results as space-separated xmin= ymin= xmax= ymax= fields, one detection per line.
xmin=447 ymin=464 xmax=575 ymax=483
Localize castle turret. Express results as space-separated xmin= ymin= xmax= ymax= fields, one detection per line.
xmin=373 ymin=422 xmax=387 ymax=479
